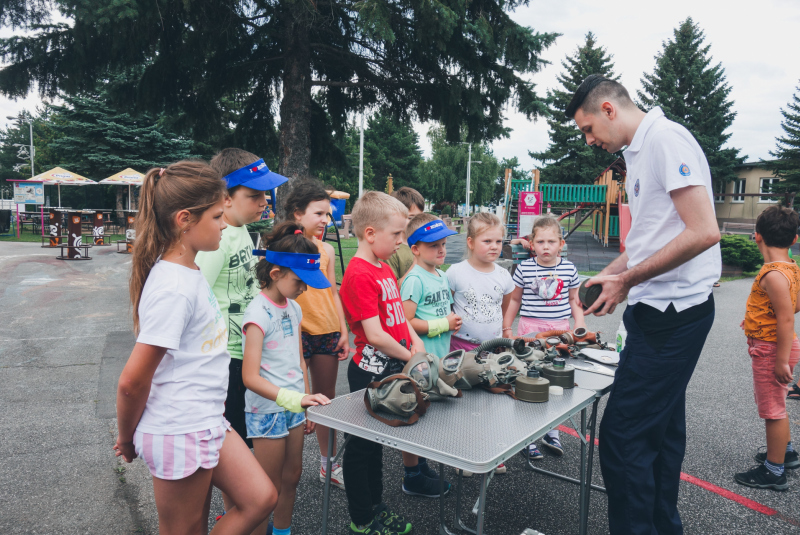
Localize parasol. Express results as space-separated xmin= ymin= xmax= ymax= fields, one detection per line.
xmin=27 ymin=167 xmax=96 ymax=207
xmin=99 ymin=168 xmax=144 ymax=210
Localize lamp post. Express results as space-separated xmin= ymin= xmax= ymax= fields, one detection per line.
xmin=358 ymin=112 xmax=365 ymax=198
xmin=459 ymin=142 xmax=481 ymax=216
xmin=6 ymin=116 xmax=35 ymax=177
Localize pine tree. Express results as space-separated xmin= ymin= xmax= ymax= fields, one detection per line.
xmin=0 ymin=0 xmax=558 ymax=202
xmin=530 ymin=32 xmax=619 ymax=184
xmin=638 ymin=18 xmax=744 ymax=182
xmin=363 ymin=111 xmax=423 ymax=193
xmin=762 ymin=83 xmax=800 ymax=206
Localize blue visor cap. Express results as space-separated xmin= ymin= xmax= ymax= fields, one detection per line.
xmin=253 ymin=249 xmax=331 ymax=289
xmin=406 ymin=219 xmax=458 ymax=246
xmin=224 ymin=159 xmax=288 ymax=191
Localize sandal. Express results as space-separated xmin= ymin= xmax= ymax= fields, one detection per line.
xmin=713 ymin=281 xmax=721 ymax=287
xmin=788 ymin=384 xmax=800 ymax=400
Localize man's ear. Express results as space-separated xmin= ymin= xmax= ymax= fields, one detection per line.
xmin=600 ymin=100 xmax=616 ymax=120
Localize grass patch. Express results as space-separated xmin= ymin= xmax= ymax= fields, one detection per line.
xmin=719 ymin=270 xmax=760 ymax=283
xmin=0 ymin=232 xmax=125 ymax=243
xmin=578 ymin=270 xmax=600 ymax=277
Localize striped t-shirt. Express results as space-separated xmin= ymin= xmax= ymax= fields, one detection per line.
xmin=512 ymin=257 xmax=580 ymax=320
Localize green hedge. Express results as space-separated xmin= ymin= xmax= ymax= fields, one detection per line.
xmin=720 ymin=234 xmax=762 ymax=271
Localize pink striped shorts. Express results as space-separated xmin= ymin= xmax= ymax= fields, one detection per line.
xmin=517 ymin=317 xmax=570 ymax=337
xmin=133 ymin=420 xmax=231 ymax=480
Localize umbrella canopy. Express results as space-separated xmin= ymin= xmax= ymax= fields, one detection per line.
xmin=27 ymin=167 xmax=96 ymax=207
xmin=99 ymin=168 xmax=144 ymax=186
xmin=99 ymin=168 xmax=144 ymax=210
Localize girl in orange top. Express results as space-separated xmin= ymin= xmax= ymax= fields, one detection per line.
xmin=736 ymin=205 xmax=800 ymax=491
xmin=283 ymin=180 xmax=349 ymax=490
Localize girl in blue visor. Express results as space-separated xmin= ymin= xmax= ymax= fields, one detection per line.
xmin=241 ymin=221 xmax=332 ymax=535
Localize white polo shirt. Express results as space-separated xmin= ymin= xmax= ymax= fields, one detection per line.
xmin=623 ymin=107 xmax=721 ymax=312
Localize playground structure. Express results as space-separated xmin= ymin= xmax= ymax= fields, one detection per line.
xmin=503 ymin=159 xmax=628 ymax=248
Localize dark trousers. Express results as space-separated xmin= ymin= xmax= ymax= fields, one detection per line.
xmin=600 ymin=296 xmax=714 ymax=535
xmin=224 ymin=358 xmax=253 ymax=449
xmin=342 ymin=360 xmax=386 ymax=526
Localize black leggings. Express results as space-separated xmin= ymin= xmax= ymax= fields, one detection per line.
xmin=342 ymin=360 xmax=386 ymax=526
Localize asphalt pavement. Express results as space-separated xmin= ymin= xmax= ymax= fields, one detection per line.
xmin=1 ymin=241 xmax=799 ymax=534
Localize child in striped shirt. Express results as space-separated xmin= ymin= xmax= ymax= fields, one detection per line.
xmin=503 ymin=216 xmax=586 ymax=459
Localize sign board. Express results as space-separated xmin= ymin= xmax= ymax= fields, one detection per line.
xmin=517 ymin=191 xmax=542 ymax=238
xmin=13 ymin=182 xmax=45 ymax=204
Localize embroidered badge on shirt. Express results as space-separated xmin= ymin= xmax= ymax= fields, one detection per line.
xmin=634 ymin=179 xmax=640 ymax=197
xmin=679 ymin=163 xmax=691 ymax=176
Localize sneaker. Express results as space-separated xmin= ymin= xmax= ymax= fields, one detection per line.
xmin=494 ymin=463 xmax=507 ymax=474
xmin=734 ymin=464 xmax=788 ymax=491
xmin=527 ymin=443 xmax=543 ymax=460
xmin=320 ymin=463 xmax=346 ymax=490
xmin=460 ymin=469 xmax=474 ymax=478
xmin=373 ymin=503 xmax=412 ymax=535
xmin=349 ymin=517 xmax=400 ymax=534
xmin=754 ymin=448 xmax=800 ymax=469
xmin=542 ymin=434 xmax=564 ymax=456
xmin=402 ymin=471 xmax=451 ymax=498
xmin=418 ymin=461 xmax=439 ymax=480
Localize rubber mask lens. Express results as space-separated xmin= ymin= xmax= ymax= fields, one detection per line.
xmin=408 ymin=361 xmax=431 ymax=390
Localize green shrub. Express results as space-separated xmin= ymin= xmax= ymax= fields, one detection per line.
xmin=246 ymin=218 xmax=274 ymax=234
xmin=719 ymin=234 xmax=762 ymax=271
xmin=441 ymin=205 xmax=452 ymax=217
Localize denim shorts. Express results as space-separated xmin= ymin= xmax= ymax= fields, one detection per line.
xmin=245 ymin=410 xmax=306 ymax=439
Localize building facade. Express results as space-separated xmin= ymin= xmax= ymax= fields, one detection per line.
xmin=714 ymin=161 xmax=781 ymax=226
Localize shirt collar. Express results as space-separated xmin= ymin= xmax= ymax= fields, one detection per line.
xmin=624 ymin=106 xmax=664 ymax=154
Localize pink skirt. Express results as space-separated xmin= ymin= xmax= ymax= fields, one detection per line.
xmin=517 ymin=317 xmax=571 ymax=337
xmin=133 ymin=420 xmax=230 ymax=480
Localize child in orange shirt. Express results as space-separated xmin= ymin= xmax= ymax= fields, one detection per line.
xmin=735 ymin=205 xmax=800 ymax=491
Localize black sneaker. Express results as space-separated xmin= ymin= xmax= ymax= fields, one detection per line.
xmin=349 ymin=517 xmax=400 ymax=535
xmin=373 ymin=503 xmax=412 ymax=535
xmin=754 ymin=448 xmax=800 ymax=469
xmin=418 ymin=461 xmax=439 ymax=480
xmin=402 ymin=472 xmax=451 ymax=498
xmin=734 ymin=464 xmax=788 ymax=491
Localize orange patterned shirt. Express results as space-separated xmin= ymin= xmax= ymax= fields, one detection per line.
xmin=743 ymin=260 xmax=800 ymax=342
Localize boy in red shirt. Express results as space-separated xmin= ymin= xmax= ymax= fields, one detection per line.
xmin=340 ymin=191 xmax=441 ymax=535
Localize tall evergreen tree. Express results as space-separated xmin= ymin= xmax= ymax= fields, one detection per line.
xmin=638 ymin=18 xmax=744 ymax=182
xmin=530 ymin=32 xmax=619 ymax=184
xmin=363 ymin=111 xmax=422 ymax=193
xmin=762 ymin=82 xmax=800 ymax=206
xmin=0 ymin=0 xmax=559 ymax=206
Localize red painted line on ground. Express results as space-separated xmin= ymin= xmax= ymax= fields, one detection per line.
xmin=555 ymin=425 xmax=780 ymax=517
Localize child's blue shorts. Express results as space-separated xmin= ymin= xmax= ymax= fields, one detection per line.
xmin=245 ymin=410 xmax=306 ymax=439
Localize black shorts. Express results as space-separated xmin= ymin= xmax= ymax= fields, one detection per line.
xmin=302 ymin=331 xmax=341 ymax=359
xmin=224 ymin=359 xmax=252 ymax=449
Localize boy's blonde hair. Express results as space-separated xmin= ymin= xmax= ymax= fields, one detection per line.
xmin=406 ymin=213 xmax=440 ymax=247
xmin=352 ymin=191 xmax=409 ymax=239
xmin=529 ymin=216 xmax=563 ymax=241
xmin=466 ymin=212 xmax=504 ymax=240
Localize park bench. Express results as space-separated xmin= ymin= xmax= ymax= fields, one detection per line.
xmin=722 ymin=222 xmax=755 ymax=239
xmin=56 ymin=243 xmax=92 ymax=260
xmin=340 ymin=215 xmax=353 ymax=239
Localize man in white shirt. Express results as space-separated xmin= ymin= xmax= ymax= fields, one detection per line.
xmin=567 ymin=75 xmax=721 ymax=535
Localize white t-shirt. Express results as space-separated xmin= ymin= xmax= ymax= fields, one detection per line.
xmin=623 ymin=107 xmax=721 ymax=312
xmin=512 ymin=258 xmax=580 ymax=320
xmin=136 ymin=261 xmax=230 ymax=435
xmin=242 ymin=293 xmax=305 ymax=414
xmin=447 ymin=261 xmax=514 ymax=343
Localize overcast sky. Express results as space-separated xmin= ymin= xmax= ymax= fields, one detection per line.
xmin=2 ymin=0 xmax=799 ymax=172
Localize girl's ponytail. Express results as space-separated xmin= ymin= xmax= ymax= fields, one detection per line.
xmin=129 ymin=161 xmax=227 ymax=333
xmin=255 ymin=221 xmax=319 ymax=288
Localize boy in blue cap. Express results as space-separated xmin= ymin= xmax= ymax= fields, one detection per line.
xmin=196 ymin=149 xmax=287 ymax=509
xmin=401 ymin=213 xmax=462 ymax=359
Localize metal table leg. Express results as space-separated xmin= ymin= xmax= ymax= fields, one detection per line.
xmin=475 ymin=472 xmax=489 ymax=535
xmin=579 ymin=398 xmax=600 ymax=535
xmin=578 ymin=408 xmax=587 ymax=534
xmin=320 ymin=431 xmax=334 ymax=535
xmin=439 ymin=463 xmax=457 ymax=535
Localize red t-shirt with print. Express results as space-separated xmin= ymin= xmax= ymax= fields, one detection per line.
xmin=340 ymin=257 xmax=412 ymax=374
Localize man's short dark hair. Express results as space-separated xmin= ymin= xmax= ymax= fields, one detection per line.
xmin=209 ymin=148 xmax=261 ymax=194
xmin=755 ymin=205 xmax=800 ymax=248
xmin=392 ymin=187 xmax=425 ymax=211
xmin=565 ymin=75 xmax=634 ymax=119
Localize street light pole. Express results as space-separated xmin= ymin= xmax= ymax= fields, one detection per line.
xmin=358 ymin=112 xmax=364 ymax=198
xmin=6 ymin=115 xmax=34 ymax=177
xmin=466 ymin=143 xmax=471 ymax=214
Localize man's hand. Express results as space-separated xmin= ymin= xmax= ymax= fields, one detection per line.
xmin=582 ymin=274 xmax=631 ymax=317
xmin=775 ymin=362 xmax=794 ymax=385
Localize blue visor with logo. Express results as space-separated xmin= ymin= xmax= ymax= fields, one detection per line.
xmin=224 ymin=159 xmax=288 ymax=191
xmin=406 ymin=219 xmax=458 ymax=246
xmin=252 ymin=249 xmax=331 ymax=289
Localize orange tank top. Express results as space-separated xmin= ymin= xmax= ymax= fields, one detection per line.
xmin=294 ymin=237 xmax=340 ymax=335
xmin=743 ymin=260 xmax=800 ymax=342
